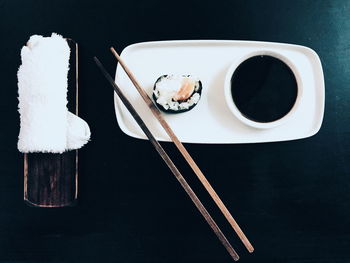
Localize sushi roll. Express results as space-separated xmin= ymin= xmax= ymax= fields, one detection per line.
xmin=153 ymin=75 xmax=202 ymax=113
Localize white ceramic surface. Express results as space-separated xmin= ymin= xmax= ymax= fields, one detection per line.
xmin=114 ymin=40 xmax=325 ymax=144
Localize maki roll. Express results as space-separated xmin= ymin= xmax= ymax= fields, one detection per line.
xmin=153 ymin=75 xmax=202 ymax=113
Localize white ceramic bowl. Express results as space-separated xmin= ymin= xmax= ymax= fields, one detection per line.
xmin=224 ymin=50 xmax=303 ymax=129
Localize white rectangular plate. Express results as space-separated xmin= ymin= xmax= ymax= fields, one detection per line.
xmin=114 ymin=40 xmax=324 ymax=143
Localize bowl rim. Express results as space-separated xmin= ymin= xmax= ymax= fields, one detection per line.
xmin=224 ymin=50 xmax=303 ymax=129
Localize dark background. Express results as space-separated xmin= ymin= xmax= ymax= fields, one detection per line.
xmin=1 ymin=0 xmax=349 ymax=262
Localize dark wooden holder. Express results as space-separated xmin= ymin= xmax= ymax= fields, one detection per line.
xmin=24 ymin=39 xmax=79 ymax=207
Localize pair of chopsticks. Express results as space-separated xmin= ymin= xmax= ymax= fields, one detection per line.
xmin=94 ymin=48 xmax=254 ymax=261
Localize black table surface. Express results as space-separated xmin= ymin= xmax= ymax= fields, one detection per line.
xmin=1 ymin=0 xmax=349 ymax=262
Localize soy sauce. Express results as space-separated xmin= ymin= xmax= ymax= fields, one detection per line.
xmin=231 ymin=55 xmax=298 ymax=123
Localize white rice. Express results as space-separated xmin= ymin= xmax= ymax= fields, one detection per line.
xmin=153 ymin=75 xmax=201 ymax=111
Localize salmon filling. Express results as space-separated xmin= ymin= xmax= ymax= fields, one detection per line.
xmin=153 ymin=75 xmax=202 ymax=113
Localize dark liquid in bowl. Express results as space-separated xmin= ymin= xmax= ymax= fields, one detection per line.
xmin=231 ymin=55 xmax=298 ymax=123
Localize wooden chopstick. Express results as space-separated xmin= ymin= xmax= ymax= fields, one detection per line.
xmin=94 ymin=57 xmax=239 ymax=261
xmin=110 ymin=47 xmax=254 ymax=253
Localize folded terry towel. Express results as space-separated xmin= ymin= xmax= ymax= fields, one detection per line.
xmin=17 ymin=33 xmax=90 ymax=153
xmin=67 ymin=111 xmax=91 ymax=151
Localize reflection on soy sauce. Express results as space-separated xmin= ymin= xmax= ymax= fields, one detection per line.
xmin=231 ymin=55 xmax=298 ymax=123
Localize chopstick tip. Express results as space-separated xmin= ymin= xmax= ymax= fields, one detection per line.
xmin=110 ymin=47 xmax=117 ymax=55
xmin=110 ymin=47 xmax=120 ymax=59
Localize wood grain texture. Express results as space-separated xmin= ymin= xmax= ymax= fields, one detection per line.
xmin=24 ymin=152 xmax=78 ymax=207
xmin=23 ymin=39 xmax=79 ymax=207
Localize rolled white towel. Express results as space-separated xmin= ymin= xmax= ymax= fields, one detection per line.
xmin=17 ymin=33 xmax=90 ymax=153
